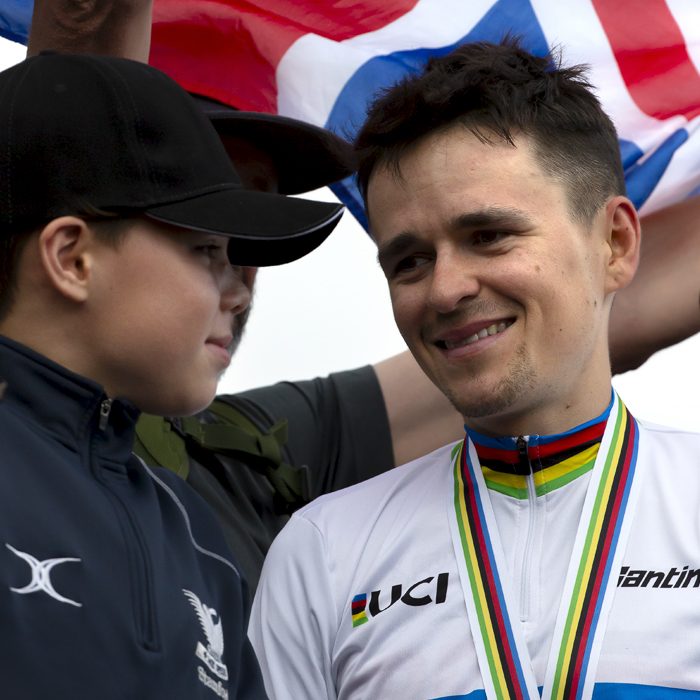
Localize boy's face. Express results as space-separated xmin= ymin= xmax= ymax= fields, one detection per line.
xmin=86 ymin=219 xmax=251 ymax=416
xmin=370 ymin=128 xmax=616 ymax=436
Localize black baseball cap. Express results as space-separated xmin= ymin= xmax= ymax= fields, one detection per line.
xmin=0 ymin=52 xmax=344 ymax=267
xmin=192 ymin=96 xmax=354 ymax=195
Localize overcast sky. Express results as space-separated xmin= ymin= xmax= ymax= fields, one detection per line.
xmin=4 ymin=37 xmax=699 ymax=433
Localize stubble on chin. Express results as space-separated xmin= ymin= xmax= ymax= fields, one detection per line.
xmin=443 ymin=342 xmax=538 ymax=419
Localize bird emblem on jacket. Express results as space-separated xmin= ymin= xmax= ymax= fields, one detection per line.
xmin=183 ymin=588 xmax=229 ymax=681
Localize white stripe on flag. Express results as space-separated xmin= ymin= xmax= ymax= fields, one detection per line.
xmin=665 ymin=0 xmax=700 ymax=79
xmin=276 ymin=0 xmax=499 ymax=126
xmin=531 ymin=0 xmax=671 ymax=146
xmin=641 ymin=115 xmax=700 ymax=214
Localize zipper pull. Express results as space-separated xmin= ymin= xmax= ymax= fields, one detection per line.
xmin=516 ymin=436 xmax=531 ymax=474
xmin=99 ymin=398 xmax=113 ymax=431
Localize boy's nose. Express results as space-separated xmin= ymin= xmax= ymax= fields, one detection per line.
xmin=221 ymin=266 xmax=252 ymax=316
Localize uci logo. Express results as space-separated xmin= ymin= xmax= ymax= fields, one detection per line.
xmin=351 ymin=573 xmax=449 ymax=627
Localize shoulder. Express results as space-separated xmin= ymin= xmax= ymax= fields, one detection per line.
xmin=638 ymin=418 xmax=700 ymax=447
xmin=140 ymin=461 xmax=245 ymax=578
xmin=636 ymin=418 xmax=700 ymax=482
xmin=215 ymin=365 xmax=381 ymax=425
xmin=256 ymin=441 xmax=461 ymax=639
xmin=288 ymin=441 xmax=459 ymax=542
xmin=214 ymin=367 xmax=394 ymax=492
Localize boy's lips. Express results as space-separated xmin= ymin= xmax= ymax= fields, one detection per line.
xmin=433 ymin=318 xmax=515 ymax=350
xmin=206 ymin=335 xmax=233 ymax=366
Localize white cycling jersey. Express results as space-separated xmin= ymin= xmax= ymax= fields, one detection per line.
xmin=250 ymin=409 xmax=700 ymax=700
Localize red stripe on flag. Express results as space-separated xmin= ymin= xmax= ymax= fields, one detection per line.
xmin=592 ymin=0 xmax=700 ymax=121
xmin=151 ymin=0 xmax=419 ymax=113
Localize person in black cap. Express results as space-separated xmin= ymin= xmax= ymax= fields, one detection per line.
xmin=23 ymin=0 xmax=473 ymax=593
xmin=0 ymin=50 xmax=345 ymax=698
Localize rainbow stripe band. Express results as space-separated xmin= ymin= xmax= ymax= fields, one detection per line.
xmin=453 ymin=399 xmax=639 ymax=700
xmin=454 ymin=445 xmax=529 ymax=700
xmin=551 ymin=403 xmax=638 ymax=700
xmin=351 ymin=594 xmax=368 ymax=627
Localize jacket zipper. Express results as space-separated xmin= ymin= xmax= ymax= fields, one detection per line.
xmin=98 ymin=398 xmax=113 ymax=431
xmin=516 ymin=436 xmax=537 ymax=621
xmin=94 ymin=398 xmax=159 ymax=651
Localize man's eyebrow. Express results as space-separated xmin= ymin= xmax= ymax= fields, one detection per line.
xmin=376 ymin=232 xmax=421 ymax=268
xmin=451 ymin=207 xmax=533 ymax=230
xmin=376 ymin=208 xmax=533 ymax=267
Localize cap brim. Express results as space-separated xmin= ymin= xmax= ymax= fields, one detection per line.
xmin=192 ymin=97 xmax=354 ymax=195
xmin=144 ymin=187 xmax=344 ymax=267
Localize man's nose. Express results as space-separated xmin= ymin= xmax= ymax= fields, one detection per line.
xmin=221 ymin=266 xmax=252 ymax=316
xmin=241 ymin=266 xmax=258 ymax=292
xmin=426 ymin=251 xmax=480 ymax=314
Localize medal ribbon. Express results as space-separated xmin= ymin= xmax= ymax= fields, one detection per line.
xmin=451 ymin=395 xmax=641 ymax=700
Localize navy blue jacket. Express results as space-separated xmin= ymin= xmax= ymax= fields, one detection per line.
xmin=0 ymin=335 xmax=267 ymax=700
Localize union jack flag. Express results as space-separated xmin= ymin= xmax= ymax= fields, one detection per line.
xmin=4 ymin=1 xmax=700 ymax=229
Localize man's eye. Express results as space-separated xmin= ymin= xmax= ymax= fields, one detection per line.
xmin=473 ymin=230 xmax=507 ymax=245
xmin=395 ymin=255 xmax=430 ymax=275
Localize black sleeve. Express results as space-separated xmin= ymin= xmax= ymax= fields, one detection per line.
xmin=216 ymin=365 xmax=395 ymax=498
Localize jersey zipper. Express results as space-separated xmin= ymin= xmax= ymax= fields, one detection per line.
xmin=516 ymin=435 xmax=537 ymax=621
xmin=93 ymin=398 xmax=160 ymax=651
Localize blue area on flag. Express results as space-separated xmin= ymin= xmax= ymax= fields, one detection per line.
xmin=0 ymin=0 xmax=32 ymax=45
xmin=619 ymin=140 xmax=644 ymax=170
xmin=688 ymin=181 xmax=700 ymax=199
xmin=329 ymin=178 xmax=369 ymax=231
xmin=326 ymin=0 xmax=550 ymax=231
xmin=622 ymin=129 xmax=689 ymax=210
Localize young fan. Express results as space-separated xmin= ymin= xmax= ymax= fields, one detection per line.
xmin=0 ymin=52 xmax=341 ymax=699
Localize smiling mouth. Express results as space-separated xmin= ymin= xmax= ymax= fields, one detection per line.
xmin=436 ymin=319 xmax=514 ymax=350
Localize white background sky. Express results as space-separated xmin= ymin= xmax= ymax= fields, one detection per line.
xmin=5 ymin=37 xmax=700 ymax=432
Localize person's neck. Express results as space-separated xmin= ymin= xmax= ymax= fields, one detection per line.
xmin=463 ymin=383 xmax=614 ymax=439
xmin=0 ymin=307 xmax=102 ymax=393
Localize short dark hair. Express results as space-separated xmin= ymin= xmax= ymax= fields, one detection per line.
xmin=0 ymin=211 xmax=134 ymax=322
xmin=355 ymin=37 xmax=626 ymax=224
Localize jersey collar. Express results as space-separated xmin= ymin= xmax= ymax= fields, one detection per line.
xmin=466 ymin=394 xmax=613 ymax=488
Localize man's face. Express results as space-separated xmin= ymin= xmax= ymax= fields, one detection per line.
xmin=86 ymin=220 xmax=251 ymax=415
xmin=370 ymin=128 xmax=615 ymax=436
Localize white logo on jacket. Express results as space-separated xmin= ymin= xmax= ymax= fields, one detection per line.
xmin=183 ymin=588 xmax=229 ymax=681
xmin=6 ymin=543 xmax=82 ymax=607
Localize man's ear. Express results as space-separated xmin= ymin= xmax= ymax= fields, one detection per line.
xmin=604 ymin=196 xmax=641 ymax=295
xmin=38 ymin=216 xmax=94 ymax=302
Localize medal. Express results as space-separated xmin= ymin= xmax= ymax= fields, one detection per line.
xmin=449 ymin=394 xmax=642 ymax=700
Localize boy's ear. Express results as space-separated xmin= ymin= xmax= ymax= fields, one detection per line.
xmin=603 ymin=196 xmax=641 ymax=295
xmin=38 ymin=216 xmax=95 ymax=302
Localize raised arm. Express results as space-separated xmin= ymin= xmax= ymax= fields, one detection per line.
xmin=374 ymin=351 xmax=464 ymax=466
xmin=609 ymin=195 xmax=700 ymax=375
xmin=27 ymin=0 xmax=153 ymax=63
